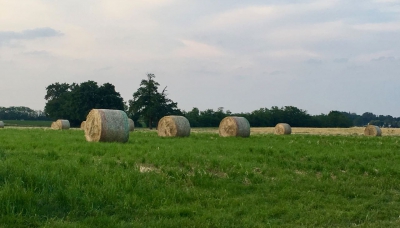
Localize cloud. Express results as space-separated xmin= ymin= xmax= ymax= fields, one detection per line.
xmin=371 ymin=56 xmax=396 ymax=61
xmin=0 ymin=27 xmax=63 ymax=45
xmin=306 ymin=58 xmax=323 ymax=65
xmin=334 ymin=58 xmax=348 ymax=63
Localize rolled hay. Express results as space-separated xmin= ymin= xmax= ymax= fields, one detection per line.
xmin=275 ymin=123 xmax=292 ymax=135
xmin=219 ymin=116 xmax=250 ymax=137
xmin=85 ymin=109 xmax=129 ymax=143
xmin=51 ymin=119 xmax=70 ymax=130
xmin=157 ymin=115 xmax=190 ymax=137
xmin=80 ymin=121 xmax=86 ymax=130
xmin=364 ymin=125 xmax=382 ymax=136
xmin=128 ymin=118 xmax=135 ymax=131
xmin=0 ymin=121 xmax=4 ymax=128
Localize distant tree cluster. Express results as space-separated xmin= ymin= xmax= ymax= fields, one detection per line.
xmin=184 ymin=107 xmax=400 ymax=128
xmin=44 ymin=81 xmax=124 ymax=126
xmin=0 ymin=106 xmax=49 ymax=121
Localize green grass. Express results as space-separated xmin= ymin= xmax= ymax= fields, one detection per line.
xmin=1 ymin=129 xmax=400 ymax=227
xmin=3 ymin=120 xmax=53 ymax=127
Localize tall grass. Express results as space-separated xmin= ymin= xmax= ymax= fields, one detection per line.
xmin=0 ymin=128 xmax=400 ymax=227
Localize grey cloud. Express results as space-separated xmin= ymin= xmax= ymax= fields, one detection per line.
xmin=371 ymin=56 xmax=396 ymax=62
xmin=306 ymin=59 xmax=322 ymax=65
xmin=270 ymin=70 xmax=285 ymax=76
xmin=0 ymin=27 xmax=63 ymax=45
xmin=334 ymin=58 xmax=348 ymax=63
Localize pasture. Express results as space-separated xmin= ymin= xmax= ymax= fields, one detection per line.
xmin=1 ymin=127 xmax=400 ymax=227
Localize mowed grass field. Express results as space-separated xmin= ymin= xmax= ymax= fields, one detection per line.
xmin=1 ymin=128 xmax=400 ymax=227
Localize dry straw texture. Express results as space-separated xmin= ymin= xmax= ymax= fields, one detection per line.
xmin=0 ymin=121 xmax=4 ymax=128
xmin=80 ymin=121 xmax=86 ymax=130
xmin=128 ymin=119 xmax=135 ymax=131
xmin=157 ymin=116 xmax=190 ymax=137
xmin=364 ymin=125 xmax=382 ymax=136
xmin=85 ymin=109 xmax=129 ymax=143
xmin=219 ymin=116 xmax=250 ymax=137
xmin=275 ymin=123 xmax=292 ymax=135
xmin=51 ymin=119 xmax=70 ymax=130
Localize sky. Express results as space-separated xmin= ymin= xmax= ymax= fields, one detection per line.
xmin=1 ymin=0 xmax=400 ymax=116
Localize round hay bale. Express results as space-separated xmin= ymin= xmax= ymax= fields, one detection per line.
xmin=51 ymin=119 xmax=70 ymax=130
xmin=275 ymin=123 xmax=291 ymax=135
xmin=364 ymin=125 xmax=382 ymax=136
xmin=219 ymin=116 xmax=250 ymax=137
xmin=80 ymin=121 xmax=86 ymax=130
xmin=0 ymin=121 xmax=4 ymax=128
xmin=157 ymin=115 xmax=190 ymax=137
xmin=128 ymin=118 xmax=135 ymax=131
xmin=85 ymin=109 xmax=129 ymax=143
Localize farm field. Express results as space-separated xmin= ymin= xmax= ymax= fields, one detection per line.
xmin=192 ymin=127 xmax=400 ymax=136
xmin=2 ymin=120 xmax=53 ymax=128
xmin=1 ymin=128 xmax=400 ymax=227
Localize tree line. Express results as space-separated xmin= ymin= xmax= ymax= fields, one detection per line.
xmin=3 ymin=73 xmax=398 ymax=128
xmin=183 ymin=107 xmax=400 ymax=128
xmin=0 ymin=106 xmax=49 ymax=121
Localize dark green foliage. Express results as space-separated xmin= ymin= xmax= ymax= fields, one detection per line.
xmin=1 ymin=129 xmax=400 ymax=227
xmin=44 ymin=81 xmax=125 ymax=126
xmin=128 ymin=74 xmax=182 ymax=129
xmin=0 ymin=106 xmax=49 ymax=121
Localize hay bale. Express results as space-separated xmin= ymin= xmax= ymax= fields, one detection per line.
xmin=275 ymin=123 xmax=291 ymax=135
xmin=219 ymin=116 xmax=250 ymax=137
xmin=0 ymin=121 xmax=4 ymax=128
xmin=364 ymin=125 xmax=382 ymax=136
xmin=85 ymin=109 xmax=129 ymax=143
xmin=80 ymin=121 xmax=86 ymax=130
xmin=51 ymin=119 xmax=70 ymax=130
xmin=128 ymin=118 xmax=135 ymax=131
xmin=157 ymin=115 xmax=190 ymax=137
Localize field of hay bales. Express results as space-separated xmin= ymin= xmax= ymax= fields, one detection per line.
xmin=1 ymin=127 xmax=400 ymax=227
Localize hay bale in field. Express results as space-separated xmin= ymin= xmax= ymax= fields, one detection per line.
xmin=0 ymin=121 xmax=4 ymax=128
xmin=364 ymin=125 xmax=382 ymax=136
xmin=128 ymin=118 xmax=135 ymax=131
xmin=85 ymin=109 xmax=129 ymax=143
xmin=51 ymin=119 xmax=70 ymax=130
xmin=80 ymin=121 xmax=86 ymax=130
xmin=275 ymin=123 xmax=292 ymax=135
xmin=157 ymin=115 xmax=190 ymax=137
xmin=219 ymin=116 xmax=250 ymax=137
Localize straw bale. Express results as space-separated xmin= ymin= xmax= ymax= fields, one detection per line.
xmin=275 ymin=123 xmax=292 ymax=135
xmin=80 ymin=121 xmax=86 ymax=130
xmin=128 ymin=118 xmax=135 ymax=131
xmin=0 ymin=121 xmax=4 ymax=128
xmin=364 ymin=125 xmax=382 ymax=136
xmin=51 ymin=119 xmax=70 ymax=130
xmin=219 ymin=116 xmax=250 ymax=137
xmin=85 ymin=109 xmax=129 ymax=143
xmin=157 ymin=115 xmax=190 ymax=137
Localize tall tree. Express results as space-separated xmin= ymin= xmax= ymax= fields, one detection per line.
xmin=128 ymin=73 xmax=181 ymax=129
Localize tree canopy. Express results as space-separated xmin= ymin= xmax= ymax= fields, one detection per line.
xmin=44 ymin=81 xmax=124 ymax=126
xmin=128 ymin=74 xmax=181 ymax=129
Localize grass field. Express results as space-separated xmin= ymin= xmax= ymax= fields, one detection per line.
xmin=1 ymin=128 xmax=400 ymax=227
xmin=2 ymin=120 xmax=53 ymax=128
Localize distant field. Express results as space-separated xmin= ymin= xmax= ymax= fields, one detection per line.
xmin=1 ymin=128 xmax=400 ymax=227
xmin=192 ymin=127 xmax=400 ymax=136
xmin=2 ymin=120 xmax=53 ymax=127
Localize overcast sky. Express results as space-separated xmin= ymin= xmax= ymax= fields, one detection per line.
xmin=1 ymin=0 xmax=400 ymax=116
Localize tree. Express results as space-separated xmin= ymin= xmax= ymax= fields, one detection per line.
xmin=44 ymin=81 xmax=125 ymax=126
xmin=128 ymin=74 xmax=181 ymax=129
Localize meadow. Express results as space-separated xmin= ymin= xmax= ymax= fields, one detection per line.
xmin=1 ymin=127 xmax=400 ymax=227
